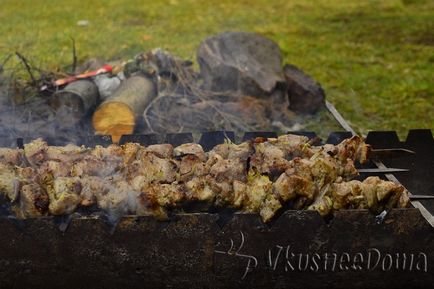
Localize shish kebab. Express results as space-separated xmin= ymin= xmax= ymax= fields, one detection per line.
xmin=0 ymin=134 xmax=412 ymax=222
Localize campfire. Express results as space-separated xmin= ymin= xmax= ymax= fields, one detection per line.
xmin=0 ymin=32 xmax=334 ymax=144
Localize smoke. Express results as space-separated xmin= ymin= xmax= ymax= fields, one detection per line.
xmin=0 ymin=48 xmax=341 ymax=147
xmin=0 ymin=54 xmax=103 ymax=147
xmin=141 ymin=49 xmax=305 ymax=135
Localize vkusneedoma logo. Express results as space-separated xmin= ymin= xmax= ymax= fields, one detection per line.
xmin=215 ymin=231 xmax=428 ymax=280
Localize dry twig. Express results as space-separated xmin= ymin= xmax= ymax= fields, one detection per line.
xmin=15 ymin=52 xmax=37 ymax=86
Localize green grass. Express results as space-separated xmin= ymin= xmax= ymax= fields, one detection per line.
xmin=0 ymin=0 xmax=433 ymax=137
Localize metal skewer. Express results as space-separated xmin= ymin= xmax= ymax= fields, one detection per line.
xmin=325 ymin=100 xmax=434 ymax=228
xmin=409 ymin=195 xmax=434 ymax=200
xmin=369 ymin=148 xmax=415 ymax=159
xmin=358 ymin=168 xmax=409 ymax=173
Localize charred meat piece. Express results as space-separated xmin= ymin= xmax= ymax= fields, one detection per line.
xmin=238 ymin=172 xmax=282 ymax=223
xmin=134 ymin=183 xmax=185 ymax=219
xmin=127 ymin=150 xmax=178 ymax=183
xmin=146 ymin=144 xmax=174 ymax=159
xmin=45 ymin=144 xmax=87 ymax=163
xmin=289 ymin=155 xmax=358 ymax=188
xmin=0 ymin=148 xmax=24 ymax=166
xmin=96 ymin=178 xmax=132 ymax=221
xmin=24 ymin=138 xmax=48 ymax=167
xmin=207 ymin=178 xmax=234 ymax=206
xmin=232 ymin=180 xmax=247 ymax=208
xmin=330 ymin=180 xmax=361 ymax=210
xmin=209 ymin=157 xmax=247 ymax=206
xmin=18 ymin=183 xmax=49 ymax=218
xmin=140 ymin=183 xmax=185 ymax=209
xmin=250 ymin=141 xmax=291 ymax=177
xmin=309 ymin=136 xmax=370 ymax=165
xmin=364 ymin=176 xmax=408 ymax=210
xmin=38 ymin=160 xmax=72 ymax=178
xmin=121 ymin=143 xmax=141 ymax=165
xmin=71 ymin=146 xmax=123 ymax=177
xmin=260 ymin=193 xmax=282 ymax=223
xmin=185 ymin=176 xmax=215 ymax=202
xmin=275 ymin=134 xmax=312 ymax=158
xmin=15 ymin=166 xmax=39 ymax=183
xmin=335 ymin=135 xmax=371 ymax=164
xmin=92 ymin=144 xmax=123 ymax=160
xmin=79 ymin=176 xmax=110 ymax=207
xmin=24 ymin=139 xmax=88 ymax=167
xmin=178 ymin=154 xmax=208 ymax=182
xmin=308 ymin=195 xmax=333 ymax=217
xmin=71 ymin=156 xmax=115 ymax=178
xmin=242 ymin=172 xmax=273 ymax=213
xmin=45 ymin=177 xmax=82 ymax=215
xmin=210 ymin=141 xmax=252 ymax=161
xmin=0 ymin=164 xmax=20 ymax=202
xmin=309 ymin=177 xmax=410 ymax=216
xmin=273 ymin=173 xmax=298 ymax=202
xmin=273 ymin=172 xmax=316 ymax=202
xmin=210 ymin=158 xmax=246 ymax=183
xmin=398 ymin=190 xmax=410 ymax=208
xmin=174 ymin=143 xmax=206 ymax=162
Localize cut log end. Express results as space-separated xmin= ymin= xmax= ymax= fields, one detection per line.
xmin=92 ymin=102 xmax=135 ymax=143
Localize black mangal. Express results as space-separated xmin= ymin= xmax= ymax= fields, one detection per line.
xmin=211 ymin=209 xmax=434 ymax=289
xmin=0 ymin=209 xmax=433 ymax=289
xmin=0 ymin=131 xmax=432 ymax=289
xmin=0 ymin=129 xmax=433 ymax=289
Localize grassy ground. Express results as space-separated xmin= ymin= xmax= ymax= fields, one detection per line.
xmin=0 ymin=0 xmax=432 ymax=137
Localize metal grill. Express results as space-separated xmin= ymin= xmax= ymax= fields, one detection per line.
xmin=0 ymin=130 xmax=433 ymax=289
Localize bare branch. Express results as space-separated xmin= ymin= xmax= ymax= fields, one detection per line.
xmin=70 ymin=37 xmax=77 ymax=74
xmin=15 ymin=51 xmax=37 ymax=85
xmin=0 ymin=53 xmax=12 ymax=73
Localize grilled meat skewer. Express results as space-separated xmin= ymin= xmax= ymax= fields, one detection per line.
xmin=0 ymin=134 xmax=409 ymax=222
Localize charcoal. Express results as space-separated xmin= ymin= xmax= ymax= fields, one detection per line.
xmin=197 ymin=32 xmax=286 ymax=97
xmin=284 ymin=64 xmax=325 ymax=114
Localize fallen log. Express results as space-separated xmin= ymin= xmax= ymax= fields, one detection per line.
xmin=92 ymin=74 xmax=157 ymax=143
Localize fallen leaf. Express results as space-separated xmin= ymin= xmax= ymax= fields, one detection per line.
xmin=142 ymin=34 xmax=152 ymax=41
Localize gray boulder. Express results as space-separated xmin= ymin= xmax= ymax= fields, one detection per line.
xmin=197 ymin=32 xmax=286 ymax=97
xmin=284 ymin=64 xmax=325 ymax=114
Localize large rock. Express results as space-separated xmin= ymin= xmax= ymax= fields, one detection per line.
xmin=197 ymin=32 xmax=286 ymax=97
xmin=284 ymin=64 xmax=325 ymax=114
